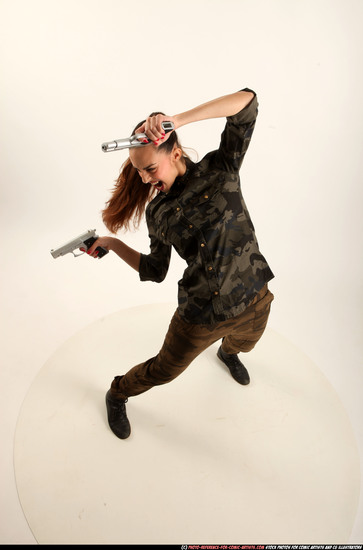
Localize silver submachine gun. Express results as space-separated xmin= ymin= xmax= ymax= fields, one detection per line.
xmin=50 ymin=229 xmax=109 ymax=259
xmin=101 ymin=121 xmax=174 ymax=152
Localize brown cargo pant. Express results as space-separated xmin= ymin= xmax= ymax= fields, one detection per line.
xmin=110 ymin=285 xmax=274 ymax=399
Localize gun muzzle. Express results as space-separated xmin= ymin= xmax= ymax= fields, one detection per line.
xmin=102 ymin=141 xmax=118 ymax=152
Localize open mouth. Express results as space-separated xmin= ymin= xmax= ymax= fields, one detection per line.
xmin=152 ymin=181 xmax=164 ymax=191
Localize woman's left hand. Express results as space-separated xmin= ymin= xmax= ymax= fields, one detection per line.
xmin=80 ymin=236 xmax=115 ymax=258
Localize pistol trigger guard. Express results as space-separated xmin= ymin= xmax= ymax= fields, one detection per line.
xmin=72 ymin=250 xmax=85 ymax=257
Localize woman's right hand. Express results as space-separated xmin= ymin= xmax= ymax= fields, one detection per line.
xmin=135 ymin=113 xmax=177 ymax=146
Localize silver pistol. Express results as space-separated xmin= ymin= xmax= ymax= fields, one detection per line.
xmin=101 ymin=121 xmax=174 ymax=152
xmin=50 ymin=229 xmax=109 ymax=259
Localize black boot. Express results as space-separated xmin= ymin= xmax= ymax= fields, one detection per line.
xmin=217 ymin=346 xmax=250 ymax=385
xmin=105 ymin=390 xmax=131 ymax=439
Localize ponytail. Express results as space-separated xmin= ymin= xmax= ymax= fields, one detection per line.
xmin=102 ymin=158 xmax=156 ymax=233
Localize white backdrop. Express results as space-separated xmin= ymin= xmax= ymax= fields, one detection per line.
xmin=1 ymin=0 xmax=362 ymax=543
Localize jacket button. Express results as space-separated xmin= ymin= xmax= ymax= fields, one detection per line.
xmin=204 ymin=194 xmax=209 ymax=199
xmin=189 ymin=224 xmax=193 ymax=229
xmin=208 ymin=266 xmax=213 ymax=271
xmin=201 ymin=243 xmax=205 ymax=247
xmin=214 ymin=291 xmax=219 ymax=295
xmin=176 ymin=207 xmax=180 ymax=212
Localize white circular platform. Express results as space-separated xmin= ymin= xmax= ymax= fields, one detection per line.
xmin=14 ymin=303 xmax=360 ymax=544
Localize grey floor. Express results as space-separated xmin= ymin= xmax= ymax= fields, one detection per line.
xmin=12 ymin=305 xmax=361 ymax=544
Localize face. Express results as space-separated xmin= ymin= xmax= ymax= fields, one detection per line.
xmin=129 ymin=145 xmax=184 ymax=194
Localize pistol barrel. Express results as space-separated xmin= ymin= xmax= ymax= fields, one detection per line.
xmin=102 ymin=135 xmax=147 ymax=152
xmin=102 ymin=139 xmax=130 ymax=152
xmin=102 ymin=122 xmax=174 ymax=153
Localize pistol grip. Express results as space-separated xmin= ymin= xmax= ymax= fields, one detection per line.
xmin=83 ymin=236 xmax=109 ymax=258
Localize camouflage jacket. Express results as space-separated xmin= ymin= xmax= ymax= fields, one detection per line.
xmin=139 ymin=89 xmax=274 ymax=324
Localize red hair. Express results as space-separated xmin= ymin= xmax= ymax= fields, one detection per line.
xmin=102 ymin=158 xmax=156 ymax=233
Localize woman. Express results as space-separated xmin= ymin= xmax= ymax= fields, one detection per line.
xmin=87 ymin=88 xmax=274 ymax=439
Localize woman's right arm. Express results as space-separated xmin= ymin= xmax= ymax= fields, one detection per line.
xmin=174 ymin=89 xmax=255 ymax=129
xmin=87 ymin=236 xmax=141 ymax=272
xmin=138 ymin=90 xmax=255 ymax=143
